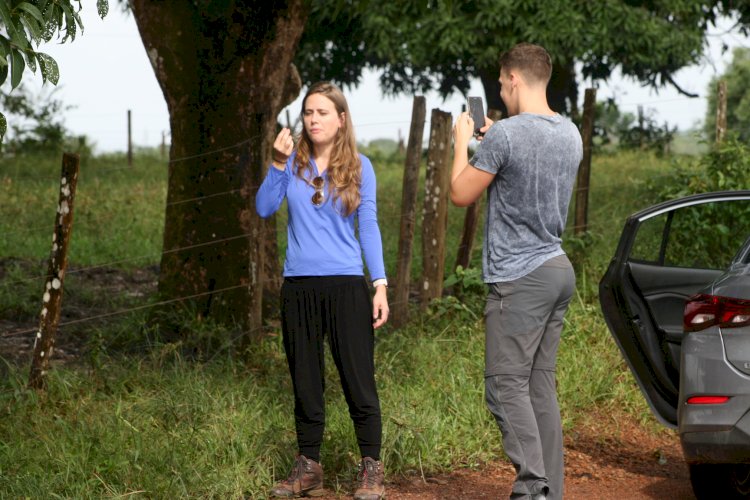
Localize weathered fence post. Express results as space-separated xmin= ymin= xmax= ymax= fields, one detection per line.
xmin=127 ymin=109 xmax=133 ymax=166
xmin=391 ymin=96 xmax=426 ymax=328
xmin=574 ymin=88 xmax=596 ymax=235
xmin=454 ymin=199 xmax=482 ymax=272
xmin=716 ymin=80 xmax=727 ymax=144
xmin=29 ymin=153 xmax=80 ymax=390
xmin=420 ymin=109 xmax=452 ymax=309
xmin=454 ymin=109 xmax=502 ymax=274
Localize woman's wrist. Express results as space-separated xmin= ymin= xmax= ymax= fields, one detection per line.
xmin=372 ymin=278 xmax=388 ymax=289
xmin=271 ymin=159 xmax=286 ymax=171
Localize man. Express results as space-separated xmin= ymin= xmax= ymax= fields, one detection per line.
xmin=450 ymin=43 xmax=582 ymax=500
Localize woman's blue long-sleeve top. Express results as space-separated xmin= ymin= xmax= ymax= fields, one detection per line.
xmin=255 ymin=153 xmax=386 ymax=281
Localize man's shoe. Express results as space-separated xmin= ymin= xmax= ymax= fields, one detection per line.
xmin=270 ymin=455 xmax=325 ymax=498
xmin=353 ymin=457 xmax=385 ymax=500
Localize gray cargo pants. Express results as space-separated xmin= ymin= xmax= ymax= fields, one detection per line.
xmin=484 ymin=254 xmax=575 ymax=500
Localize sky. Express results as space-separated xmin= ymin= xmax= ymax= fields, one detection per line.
xmin=16 ymin=7 xmax=750 ymax=153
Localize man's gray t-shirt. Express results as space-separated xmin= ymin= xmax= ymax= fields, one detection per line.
xmin=470 ymin=113 xmax=582 ymax=283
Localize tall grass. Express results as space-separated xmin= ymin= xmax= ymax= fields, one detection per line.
xmin=0 ymin=146 xmax=677 ymax=497
xmin=0 ymin=151 xmax=166 ymax=267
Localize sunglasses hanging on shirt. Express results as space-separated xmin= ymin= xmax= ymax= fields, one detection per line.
xmin=311 ymin=176 xmax=325 ymax=206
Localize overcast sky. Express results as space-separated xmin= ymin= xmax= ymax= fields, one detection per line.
xmin=18 ymin=7 xmax=750 ymax=153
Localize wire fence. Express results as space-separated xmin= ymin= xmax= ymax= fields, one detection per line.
xmin=1 ymin=101 xmax=689 ymax=339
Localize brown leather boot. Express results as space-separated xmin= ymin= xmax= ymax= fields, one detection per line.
xmin=270 ymin=455 xmax=325 ymax=498
xmin=353 ymin=457 xmax=385 ymax=500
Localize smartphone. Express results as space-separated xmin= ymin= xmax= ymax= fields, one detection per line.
xmin=467 ymin=96 xmax=485 ymax=137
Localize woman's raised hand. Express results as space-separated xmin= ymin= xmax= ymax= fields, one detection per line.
xmin=272 ymin=128 xmax=295 ymax=170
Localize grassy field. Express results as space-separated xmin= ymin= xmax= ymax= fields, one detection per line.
xmin=0 ymin=146 xmax=676 ymax=497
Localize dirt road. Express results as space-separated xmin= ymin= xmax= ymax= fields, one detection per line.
xmin=314 ymin=411 xmax=695 ymax=499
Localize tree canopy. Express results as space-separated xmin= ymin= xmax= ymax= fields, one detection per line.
xmin=704 ymin=47 xmax=750 ymax=142
xmin=0 ymin=0 xmax=109 ymax=140
xmin=296 ymin=0 xmax=750 ymax=114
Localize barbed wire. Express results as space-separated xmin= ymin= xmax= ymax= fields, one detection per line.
xmin=0 ymin=117 xmax=417 ymax=182
xmin=6 ymin=167 xmax=664 ymax=242
xmin=3 ymin=91 xmax=708 ymax=180
xmin=2 ymin=210 xmax=621 ymax=337
xmin=1 ymin=223 xmax=420 ymax=289
xmin=3 ymin=93 xmax=712 ymax=343
xmin=3 ymin=282 xmax=249 ymax=338
xmin=2 ymin=278 xmax=426 ymax=341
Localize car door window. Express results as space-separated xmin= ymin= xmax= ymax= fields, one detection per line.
xmin=630 ymin=212 xmax=669 ymax=264
xmin=631 ymin=200 xmax=750 ymax=270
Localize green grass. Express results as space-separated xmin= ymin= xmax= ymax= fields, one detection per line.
xmin=0 ymin=146 xmax=679 ymax=497
xmin=0 ymin=151 xmax=166 ymax=267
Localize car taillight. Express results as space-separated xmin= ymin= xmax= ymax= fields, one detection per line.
xmin=684 ymin=294 xmax=750 ymax=332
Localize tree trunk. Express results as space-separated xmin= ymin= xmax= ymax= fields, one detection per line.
xmin=131 ymin=1 xmax=308 ymax=337
xmin=548 ymin=60 xmax=578 ymax=118
xmin=479 ymin=65 xmax=506 ymax=118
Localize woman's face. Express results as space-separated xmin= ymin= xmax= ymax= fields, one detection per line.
xmin=303 ymin=93 xmax=344 ymax=150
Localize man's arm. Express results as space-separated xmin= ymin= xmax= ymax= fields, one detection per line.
xmin=450 ymin=112 xmax=495 ymax=207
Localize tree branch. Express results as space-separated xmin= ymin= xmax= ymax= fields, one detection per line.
xmin=665 ymin=74 xmax=699 ymax=98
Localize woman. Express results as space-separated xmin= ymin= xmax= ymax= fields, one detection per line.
xmin=256 ymin=81 xmax=389 ymax=500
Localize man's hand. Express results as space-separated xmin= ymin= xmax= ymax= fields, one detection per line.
xmin=453 ymin=112 xmax=475 ymax=148
xmin=453 ymin=112 xmax=494 ymax=146
xmin=450 ymin=113 xmax=496 ymax=207
xmin=477 ymin=116 xmax=494 ymax=140
xmin=372 ymin=285 xmax=389 ymax=329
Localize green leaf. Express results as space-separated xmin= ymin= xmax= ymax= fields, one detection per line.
xmin=0 ymin=112 xmax=6 ymax=143
xmin=0 ymin=62 xmax=7 ymax=85
xmin=8 ymin=23 xmax=31 ymax=50
xmin=97 ymin=0 xmax=109 ymax=19
xmin=59 ymin=2 xmax=77 ymax=42
xmin=0 ymin=0 xmax=13 ymax=28
xmin=19 ymin=14 xmax=42 ymax=44
xmin=0 ymin=1 xmax=31 ymax=50
xmin=23 ymin=49 xmax=37 ymax=73
xmin=0 ymin=36 xmax=9 ymax=60
xmin=16 ymin=2 xmax=45 ymax=25
xmin=36 ymin=52 xmax=58 ymax=85
xmin=10 ymin=48 xmax=25 ymax=89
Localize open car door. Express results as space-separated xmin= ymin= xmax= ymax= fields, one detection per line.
xmin=599 ymin=191 xmax=750 ymax=428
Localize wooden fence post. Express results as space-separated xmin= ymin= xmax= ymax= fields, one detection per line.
xmin=574 ymin=88 xmax=596 ymax=235
xmin=637 ymin=105 xmax=644 ymax=150
xmin=454 ymin=199 xmax=482 ymax=272
xmin=127 ymin=109 xmax=133 ymax=166
xmin=454 ymin=109 xmax=502 ymax=273
xmin=716 ymin=80 xmax=727 ymax=144
xmin=420 ymin=109 xmax=452 ymax=309
xmin=391 ymin=96 xmax=426 ymax=328
xmin=29 ymin=153 xmax=80 ymax=390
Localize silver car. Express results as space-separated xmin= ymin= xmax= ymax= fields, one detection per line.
xmin=599 ymin=191 xmax=750 ymax=499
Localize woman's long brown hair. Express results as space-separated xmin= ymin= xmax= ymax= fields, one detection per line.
xmin=294 ymin=81 xmax=361 ymax=216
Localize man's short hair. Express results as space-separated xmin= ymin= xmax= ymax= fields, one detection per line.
xmin=499 ymin=43 xmax=552 ymax=85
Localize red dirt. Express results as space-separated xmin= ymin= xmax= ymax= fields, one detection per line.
xmin=317 ymin=411 xmax=694 ymax=499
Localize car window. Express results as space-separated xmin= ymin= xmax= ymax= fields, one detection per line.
xmin=631 ymin=212 xmax=669 ymax=263
xmin=631 ymin=199 xmax=750 ymax=270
